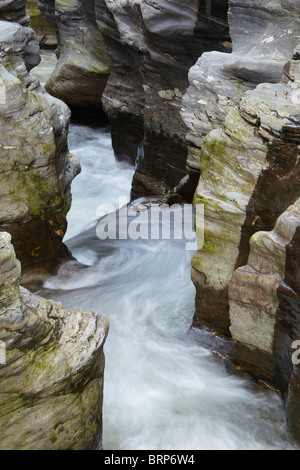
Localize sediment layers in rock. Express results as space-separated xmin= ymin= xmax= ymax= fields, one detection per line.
xmin=0 ymin=0 xmax=30 ymax=26
xmin=0 ymin=232 xmax=108 ymax=450
xmin=95 ymin=0 xmax=230 ymax=199
xmin=182 ymin=0 xmax=300 ymax=171
xmin=0 ymin=19 xmax=80 ymax=272
xmin=191 ymin=47 xmax=300 ymax=335
xmin=38 ymin=0 xmax=111 ymax=111
xmin=26 ymin=1 xmax=56 ymax=48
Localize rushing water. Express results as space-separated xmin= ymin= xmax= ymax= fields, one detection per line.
xmin=32 ymin=52 xmax=297 ymax=451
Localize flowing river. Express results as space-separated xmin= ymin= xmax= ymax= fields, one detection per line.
xmin=32 ymin=52 xmax=297 ymax=451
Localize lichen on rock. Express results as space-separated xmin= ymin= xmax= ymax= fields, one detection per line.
xmin=228 ymin=198 xmax=300 ymax=440
xmin=181 ymin=0 xmax=300 ymax=171
xmin=0 ymin=18 xmax=80 ymax=272
xmin=0 ymin=232 xmax=109 ymax=450
xmin=191 ymin=46 xmax=300 ymax=336
xmin=38 ymin=0 xmax=111 ymax=111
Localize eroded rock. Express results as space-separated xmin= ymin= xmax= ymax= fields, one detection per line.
xmin=38 ymin=0 xmax=111 ymax=111
xmin=182 ymin=0 xmax=300 ymax=171
xmin=0 ymin=0 xmax=30 ymax=26
xmin=26 ymin=1 xmax=56 ymax=48
xmin=0 ymin=232 xmax=109 ymax=450
xmin=95 ymin=0 xmax=230 ymax=199
xmin=0 ymin=19 xmax=80 ymax=272
xmin=228 ymin=199 xmax=300 ymax=440
xmin=192 ymin=48 xmax=300 ymax=335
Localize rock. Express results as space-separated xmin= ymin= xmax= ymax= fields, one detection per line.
xmin=0 ymin=19 xmax=80 ymax=273
xmin=95 ymin=0 xmax=230 ymax=199
xmin=228 ymin=199 xmax=300 ymax=440
xmin=0 ymin=3 xmax=40 ymax=71
xmin=0 ymin=0 xmax=30 ymax=26
xmin=38 ymin=0 xmax=111 ymax=112
xmin=181 ymin=0 xmax=300 ymax=171
xmin=26 ymin=1 xmax=57 ymax=49
xmin=191 ymin=48 xmax=300 ymax=335
xmin=0 ymin=232 xmax=109 ymax=450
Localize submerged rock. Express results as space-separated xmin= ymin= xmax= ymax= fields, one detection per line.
xmin=0 ymin=19 xmax=80 ymax=272
xmin=0 ymin=232 xmax=108 ymax=450
xmin=38 ymin=0 xmax=111 ymax=112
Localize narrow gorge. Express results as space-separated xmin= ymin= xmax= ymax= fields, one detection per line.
xmin=0 ymin=0 xmax=300 ymax=451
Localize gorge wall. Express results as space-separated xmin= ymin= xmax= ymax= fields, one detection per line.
xmin=0 ymin=2 xmax=80 ymax=273
xmin=181 ymin=0 xmax=300 ymax=439
xmin=0 ymin=232 xmax=108 ymax=450
xmin=26 ymin=1 xmax=56 ymax=48
xmin=38 ymin=0 xmax=111 ymax=112
xmin=0 ymin=1 xmax=109 ymax=450
xmin=95 ymin=0 xmax=231 ymax=201
xmin=3 ymin=0 xmax=300 ymax=446
xmin=92 ymin=0 xmax=300 ymax=439
xmin=40 ymin=0 xmax=230 ymax=200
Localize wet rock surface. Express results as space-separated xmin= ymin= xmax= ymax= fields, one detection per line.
xmin=0 ymin=18 xmax=80 ymax=272
xmin=38 ymin=0 xmax=111 ymax=112
xmin=0 ymin=0 xmax=30 ymax=26
xmin=229 ymin=199 xmax=300 ymax=440
xmin=0 ymin=232 xmax=108 ymax=450
xmin=26 ymin=1 xmax=56 ymax=48
xmin=95 ymin=0 xmax=230 ymax=199
xmin=191 ymin=49 xmax=300 ymax=336
xmin=182 ymin=0 xmax=300 ymax=171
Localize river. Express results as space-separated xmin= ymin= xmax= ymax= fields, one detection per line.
xmin=31 ymin=51 xmax=296 ymax=451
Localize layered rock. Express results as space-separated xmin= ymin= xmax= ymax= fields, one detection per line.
xmin=94 ymin=0 xmax=230 ymax=200
xmin=0 ymin=1 xmax=40 ymax=71
xmin=182 ymin=0 xmax=300 ymax=171
xmin=0 ymin=232 xmax=108 ymax=450
xmin=191 ymin=47 xmax=300 ymax=335
xmin=38 ymin=0 xmax=111 ymax=112
xmin=228 ymin=199 xmax=300 ymax=440
xmin=0 ymin=18 xmax=80 ymax=272
xmin=26 ymin=1 xmax=56 ymax=48
xmin=0 ymin=0 xmax=30 ymax=26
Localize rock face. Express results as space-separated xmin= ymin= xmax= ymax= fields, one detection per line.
xmin=26 ymin=1 xmax=56 ymax=48
xmin=0 ymin=0 xmax=40 ymax=71
xmin=188 ymin=12 xmax=300 ymax=335
xmin=0 ymin=0 xmax=30 ymax=26
xmin=228 ymin=199 xmax=300 ymax=440
xmin=0 ymin=232 xmax=109 ymax=450
xmin=94 ymin=0 xmax=230 ymax=200
xmin=38 ymin=0 xmax=111 ymax=112
xmin=182 ymin=0 xmax=300 ymax=171
xmin=0 ymin=18 xmax=80 ymax=272
xmin=189 ymin=26 xmax=300 ymax=439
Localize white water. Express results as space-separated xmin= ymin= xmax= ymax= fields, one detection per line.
xmin=33 ymin=53 xmax=296 ymax=451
